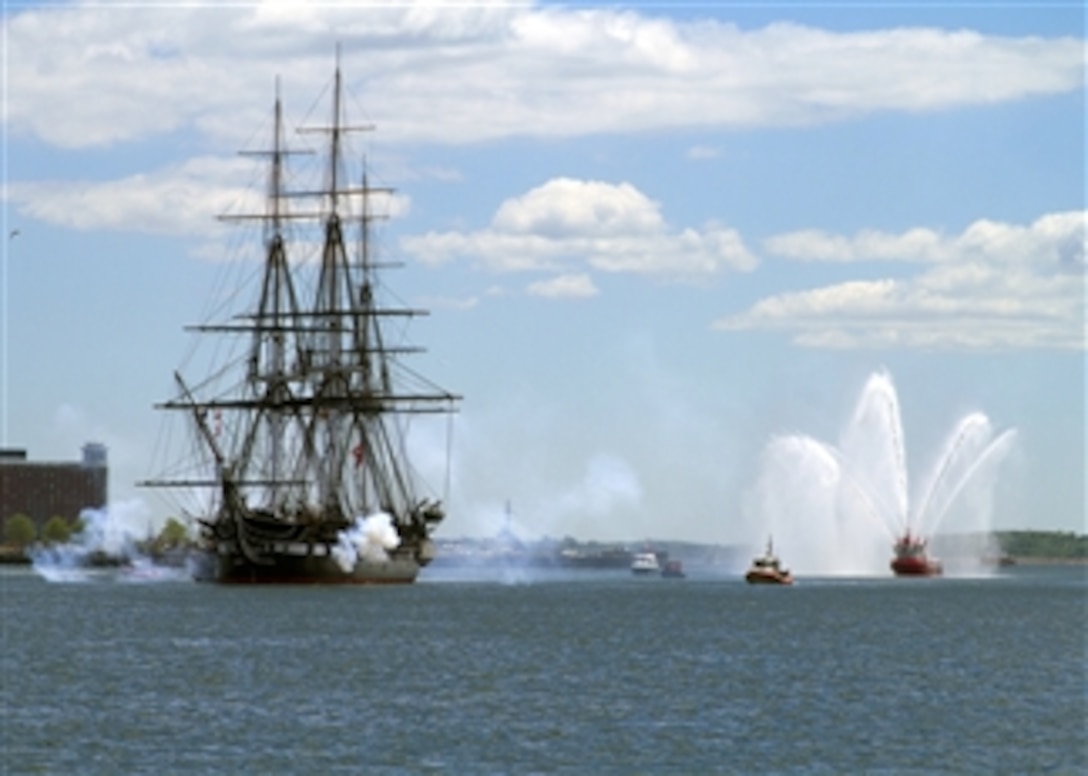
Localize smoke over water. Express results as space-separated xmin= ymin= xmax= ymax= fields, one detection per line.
xmin=423 ymin=452 xmax=645 ymax=586
xmin=29 ymin=499 xmax=190 ymax=583
xmin=498 ymin=452 xmax=641 ymax=565
xmin=551 ymin=453 xmax=642 ymax=526
xmin=332 ymin=513 xmax=401 ymax=571
xmin=746 ymin=371 xmax=1016 ymax=576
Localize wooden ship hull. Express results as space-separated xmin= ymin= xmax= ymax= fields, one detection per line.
xmin=194 ymin=548 xmax=423 ymax=585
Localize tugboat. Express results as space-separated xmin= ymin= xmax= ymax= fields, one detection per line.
xmin=140 ymin=55 xmax=459 ymax=584
xmin=890 ymin=533 xmax=943 ymax=577
xmin=745 ymin=537 xmax=793 ymax=585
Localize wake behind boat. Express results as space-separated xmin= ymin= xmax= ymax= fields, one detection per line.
xmin=745 ymin=537 xmax=793 ymax=585
xmin=141 ymin=56 xmax=459 ymax=584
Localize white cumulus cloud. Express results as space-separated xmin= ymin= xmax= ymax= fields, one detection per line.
xmin=526 ymin=273 xmax=599 ymax=299
xmin=401 ymin=177 xmax=758 ymax=282
xmin=717 ymin=211 xmax=1086 ymax=350
xmin=6 ymin=154 xmax=412 ymax=247
xmin=3 ymin=5 xmax=1081 ymax=149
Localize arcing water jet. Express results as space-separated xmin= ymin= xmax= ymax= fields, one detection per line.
xmin=747 ymin=370 xmax=1015 ymax=576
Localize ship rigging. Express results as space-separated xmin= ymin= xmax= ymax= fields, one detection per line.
xmin=142 ymin=57 xmax=459 ymax=584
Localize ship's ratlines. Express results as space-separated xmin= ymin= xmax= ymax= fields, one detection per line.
xmin=141 ymin=57 xmax=460 ymax=584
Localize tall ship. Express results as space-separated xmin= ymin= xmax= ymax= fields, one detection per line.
xmin=142 ymin=59 xmax=459 ymax=584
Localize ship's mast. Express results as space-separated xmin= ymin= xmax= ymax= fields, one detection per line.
xmin=144 ymin=54 xmax=460 ymax=531
xmin=319 ymin=60 xmax=346 ymax=514
xmin=304 ymin=50 xmax=370 ymax=517
xmin=266 ymin=81 xmax=288 ymax=497
xmin=239 ymin=78 xmax=309 ymax=513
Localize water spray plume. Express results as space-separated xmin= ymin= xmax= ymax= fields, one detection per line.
xmin=912 ymin=413 xmax=992 ymax=535
xmin=747 ymin=371 xmax=1015 ymax=576
xmin=915 ymin=426 xmax=1018 ymax=540
xmin=29 ymin=500 xmax=190 ymax=583
xmin=840 ymin=370 xmax=910 ymax=533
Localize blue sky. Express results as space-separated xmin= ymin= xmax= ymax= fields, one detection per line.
xmin=1 ymin=1 xmax=1084 ymax=544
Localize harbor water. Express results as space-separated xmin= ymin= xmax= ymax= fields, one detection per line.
xmin=2 ymin=564 xmax=1085 ymax=774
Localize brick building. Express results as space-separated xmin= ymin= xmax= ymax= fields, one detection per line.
xmin=0 ymin=443 xmax=108 ymax=531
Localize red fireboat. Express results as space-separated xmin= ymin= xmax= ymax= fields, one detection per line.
xmin=890 ymin=532 xmax=943 ymax=577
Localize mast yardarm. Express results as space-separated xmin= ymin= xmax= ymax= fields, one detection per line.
xmin=141 ymin=56 xmax=459 ymax=584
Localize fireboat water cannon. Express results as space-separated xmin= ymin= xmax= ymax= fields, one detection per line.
xmin=890 ymin=531 xmax=943 ymax=577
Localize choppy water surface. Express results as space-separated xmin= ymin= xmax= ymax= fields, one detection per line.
xmin=2 ymin=565 xmax=1085 ymax=774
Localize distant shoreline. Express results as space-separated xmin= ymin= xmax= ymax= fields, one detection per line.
xmin=0 ymin=550 xmax=29 ymax=565
xmin=4 ymin=535 xmax=1083 ymax=565
xmin=4 ymin=548 xmax=1085 ymax=567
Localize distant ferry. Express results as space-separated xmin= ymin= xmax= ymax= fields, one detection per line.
xmin=631 ymin=551 xmax=661 ymax=575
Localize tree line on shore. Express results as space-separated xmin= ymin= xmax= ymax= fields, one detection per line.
xmin=994 ymin=530 xmax=1087 ymax=559
xmin=0 ymin=513 xmax=189 ymax=560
